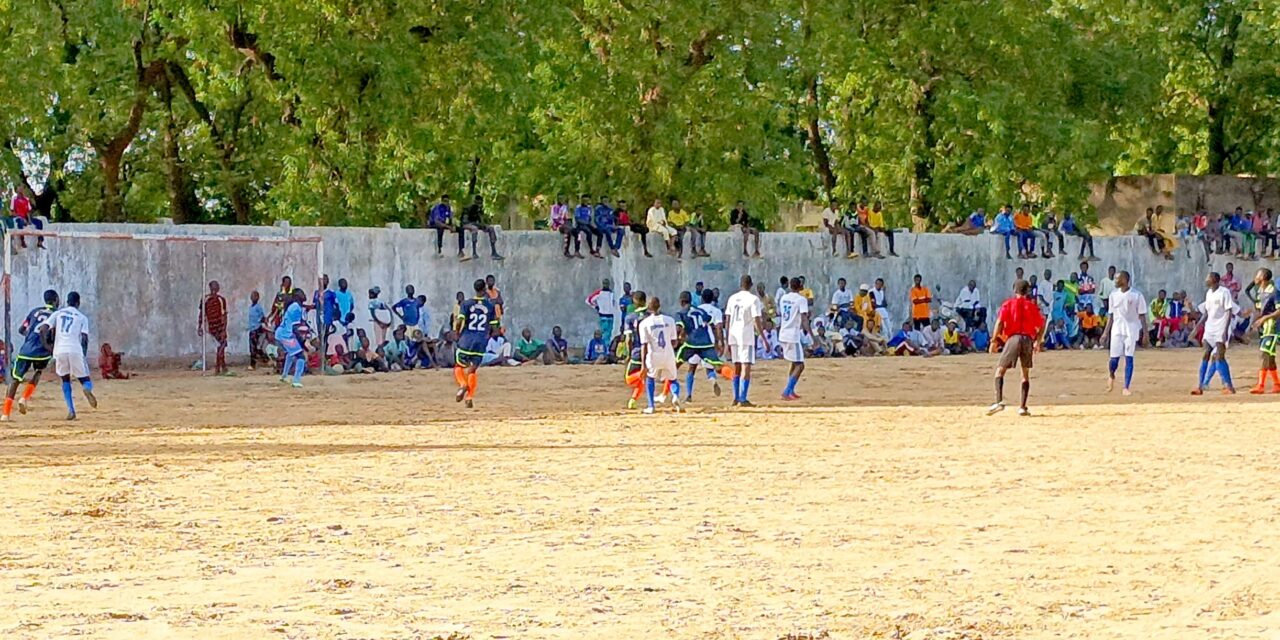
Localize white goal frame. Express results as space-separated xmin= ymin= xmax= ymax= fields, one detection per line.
xmin=1 ymin=228 xmax=323 ymax=380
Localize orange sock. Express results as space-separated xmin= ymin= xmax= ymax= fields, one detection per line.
xmin=453 ymin=366 xmax=467 ymax=388
xmin=467 ymin=372 xmax=478 ymax=398
xmin=21 ymin=383 xmax=36 ymax=400
xmin=2 ymin=397 xmax=11 ymax=417
xmin=1270 ymin=368 xmax=1280 ymax=389
xmin=662 ymin=380 xmax=672 ymax=395
xmin=626 ymin=371 xmax=643 ymax=400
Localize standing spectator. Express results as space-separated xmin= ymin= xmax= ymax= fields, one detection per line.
xmin=992 ymin=206 xmax=1016 ymax=259
xmin=415 ymin=294 xmax=432 ymax=341
xmin=871 ymin=278 xmax=892 ymax=339
xmin=198 ymin=280 xmax=229 ymax=375
xmin=247 ymin=290 xmax=268 ymax=370
xmin=909 ymin=274 xmax=932 ymax=330
xmin=549 ymin=194 xmax=579 ymax=258
xmin=1077 ymin=261 xmax=1097 ymax=310
xmin=625 ymin=199 xmax=653 ymax=258
xmin=730 ymin=200 xmax=762 ymax=258
xmin=460 ymin=194 xmax=504 ymax=261
xmin=668 ymin=199 xmax=690 ymax=258
xmin=269 ymin=276 xmax=293 ymax=328
xmin=1061 ymin=212 xmax=1096 ymax=260
xmin=334 ymin=278 xmax=354 ymax=325
xmin=773 ymin=276 xmax=790 ymax=321
xmin=595 ymin=196 xmax=623 ymax=258
xmin=1098 ymin=265 xmax=1117 ymax=315
xmin=392 ymin=285 xmax=421 ymax=329
xmin=645 ymin=198 xmax=678 ymax=256
xmin=686 ymin=205 xmax=710 ymax=257
xmin=868 ymin=200 xmax=898 ymax=257
xmin=428 ymin=194 xmax=460 ymax=258
xmin=955 ymin=280 xmax=984 ymax=329
xmin=485 ymin=274 xmax=505 ymax=333
xmin=368 ymin=287 xmax=392 ymax=347
xmin=586 ymin=278 xmax=618 ymax=339
xmin=1222 ymin=261 xmax=1242 ymax=300
xmin=619 ymin=282 xmax=634 ymax=317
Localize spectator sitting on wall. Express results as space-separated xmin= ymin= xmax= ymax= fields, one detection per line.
xmin=1061 ymin=212 xmax=1096 ymax=261
xmin=668 ymin=199 xmax=691 ymax=258
xmin=429 ymin=194 xmax=461 ymax=258
xmin=549 ymin=326 xmax=570 ymax=364
xmin=550 ymin=194 xmax=580 ymax=258
xmin=515 ymin=327 xmax=551 ymax=364
xmin=594 ymin=196 xmax=622 ymax=258
xmin=5 ymin=187 xmax=44 ymax=249
xmin=730 ymin=200 xmax=763 ymax=258
xmin=844 ymin=201 xmax=880 ymax=258
xmin=686 ymin=205 xmax=710 ymax=258
xmin=622 ymin=199 xmax=652 ymax=258
xmin=822 ymin=200 xmax=852 ymax=257
xmin=1013 ymin=205 xmax=1036 ymax=259
xmin=943 ymin=208 xmax=986 ymax=236
xmin=460 ymin=194 xmax=504 ymax=261
xmin=1039 ymin=210 xmax=1066 ymax=257
xmin=868 ymin=200 xmax=898 ymax=257
xmin=645 ymin=198 xmax=678 ymax=257
xmin=585 ymin=329 xmax=609 ymax=364
xmin=992 ymin=205 xmax=1016 ymax=259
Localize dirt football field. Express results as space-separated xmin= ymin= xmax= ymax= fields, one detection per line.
xmin=3 ymin=349 xmax=1279 ymax=640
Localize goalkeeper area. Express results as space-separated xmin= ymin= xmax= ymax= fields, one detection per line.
xmin=2 ymin=350 xmax=1278 ymax=639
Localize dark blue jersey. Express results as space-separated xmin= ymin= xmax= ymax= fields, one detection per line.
xmin=17 ymin=306 xmax=54 ymax=359
xmin=457 ymin=297 xmax=497 ymax=354
xmin=678 ymin=306 xmax=715 ymax=348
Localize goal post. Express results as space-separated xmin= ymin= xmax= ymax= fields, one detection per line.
xmin=2 ymin=228 xmax=323 ymax=381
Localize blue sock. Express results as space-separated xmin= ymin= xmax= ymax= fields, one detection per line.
xmin=706 ymin=367 xmax=716 ymax=380
xmin=1108 ymin=357 xmax=1119 ymax=377
xmin=283 ymin=353 xmax=296 ymax=378
xmin=1124 ymin=356 xmax=1134 ymax=388
xmin=81 ymin=378 xmax=93 ymax=392
xmin=670 ymin=380 xmax=681 ymax=399
xmin=1198 ymin=360 xmax=1211 ymax=388
xmin=685 ymin=371 xmax=695 ymax=398
xmin=784 ymin=376 xmax=798 ymax=396
xmin=732 ymin=376 xmax=741 ymax=401
xmin=292 ymin=356 xmax=306 ymax=383
xmin=1219 ymin=360 xmax=1234 ymax=389
xmin=61 ymin=380 xmax=75 ymax=413
xmin=742 ymin=378 xmax=751 ymax=401
xmin=645 ymin=377 xmax=656 ymax=408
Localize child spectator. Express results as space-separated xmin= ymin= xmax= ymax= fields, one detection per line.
xmin=942 ymin=320 xmax=968 ymax=354
xmin=1077 ymin=305 xmax=1103 ymax=349
xmin=1043 ymin=319 xmax=1070 ymax=350
xmin=368 ymin=287 xmax=393 ymax=347
xmin=549 ymin=326 xmax=569 ymax=364
xmin=972 ymin=321 xmax=991 ymax=352
xmin=585 ymin=329 xmax=609 ymax=364
xmin=382 ymin=326 xmax=409 ymax=370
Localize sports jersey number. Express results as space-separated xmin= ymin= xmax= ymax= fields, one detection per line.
xmin=60 ymin=315 xmax=74 ymax=331
xmin=689 ymin=315 xmax=705 ymax=330
xmin=467 ymin=311 xmax=488 ymax=331
xmin=656 ymin=330 xmax=666 ymax=348
xmin=782 ymin=302 xmax=795 ymax=321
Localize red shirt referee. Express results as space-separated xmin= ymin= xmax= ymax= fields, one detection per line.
xmin=988 ymin=279 xmax=1047 ymax=416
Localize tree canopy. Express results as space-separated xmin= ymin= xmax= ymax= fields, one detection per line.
xmin=1 ymin=0 xmax=1275 ymax=228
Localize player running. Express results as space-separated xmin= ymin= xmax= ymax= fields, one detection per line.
xmin=275 ymin=289 xmax=309 ymax=388
xmin=638 ymin=297 xmax=682 ymax=414
xmin=3 ymin=289 xmax=59 ymax=421
xmin=724 ymin=275 xmax=769 ymax=406
xmin=987 ymin=279 xmax=1046 ymax=416
xmin=1192 ymin=271 xmax=1238 ymax=395
xmin=622 ymin=290 xmax=649 ymax=409
xmin=1102 ymin=270 xmax=1147 ymax=396
xmin=676 ymin=290 xmax=725 ymax=402
xmin=38 ymin=291 xmax=97 ymax=421
xmin=1247 ymin=267 xmax=1280 ymax=394
xmin=454 ymin=279 xmax=499 ymax=408
xmin=778 ymin=277 xmax=810 ymax=401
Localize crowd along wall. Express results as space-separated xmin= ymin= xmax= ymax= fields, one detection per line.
xmin=6 ymin=223 xmax=1235 ymax=364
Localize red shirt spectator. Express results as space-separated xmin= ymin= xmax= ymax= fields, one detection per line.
xmin=996 ymin=295 xmax=1044 ymax=338
xmin=11 ymin=192 xmax=31 ymax=220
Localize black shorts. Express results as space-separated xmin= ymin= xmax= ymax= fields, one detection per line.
xmin=11 ymin=356 xmax=50 ymax=380
xmin=676 ymin=344 xmax=723 ymax=366
xmin=455 ymin=349 xmax=484 ymax=368
xmin=998 ymin=335 xmax=1035 ymax=369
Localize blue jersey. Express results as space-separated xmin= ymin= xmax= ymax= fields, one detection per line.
xmin=623 ymin=310 xmax=647 ymax=363
xmin=17 ymin=306 xmax=55 ymax=359
xmin=275 ymin=302 xmax=305 ymax=342
xmin=457 ymin=297 xmax=497 ymax=354
xmin=678 ymin=306 xmax=715 ymax=348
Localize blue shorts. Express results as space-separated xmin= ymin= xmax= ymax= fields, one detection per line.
xmin=676 ymin=344 xmax=723 ymax=366
xmin=455 ymin=349 xmax=483 ymax=368
xmin=278 ymin=336 xmax=303 ymax=356
xmin=11 ymin=356 xmax=50 ymax=380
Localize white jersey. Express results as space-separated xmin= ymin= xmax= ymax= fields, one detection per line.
xmin=1198 ymin=286 xmax=1239 ymax=344
xmin=778 ymin=291 xmax=809 ymax=343
xmin=725 ymin=290 xmax=763 ymax=346
xmin=40 ymin=307 xmax=90 ymax=355
xmin=638 ymin=314 xmax=677 ymax=360
xmin=831 ymin=288 xmax=854 ymax=308
xmin=1108 ymin=288 xmax=1147 ymax=338
xmin=697 ymin=302 xmax=723 ymax=328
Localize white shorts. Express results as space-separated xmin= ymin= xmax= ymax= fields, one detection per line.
xmin=1109 ymin=333 xmax=1137 ymax=358
xmin=54 ymin=351 xmax=90 ymax=379
xmin=729 ymin=343 xmax=755 ymax=364
xmin=645 ymin=354 xmax=678 ymax=382
xmin=781 ymin=341 xmax=805 ymax=363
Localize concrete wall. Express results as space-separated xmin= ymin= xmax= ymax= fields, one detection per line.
xmin=6 ymin=223 xmax=1236 ymax=364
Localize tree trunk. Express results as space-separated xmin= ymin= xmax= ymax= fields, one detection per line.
xmin=1208 ymin=99 xmax=1227 ymax=174
xmin=467 ymin=156 xmax=480 ymax=196
xmin=806 ymin=74 xmax=837 ymax=197
xmin=100 ymin=154 xmax=126 ymax=221
xmin=1208 ymin=8 xmax=1242 ymax=175
xmin=910 ymin=82 xmax=937 ymax=225
xmin=159 ymin=69 xmax=199 ymax=223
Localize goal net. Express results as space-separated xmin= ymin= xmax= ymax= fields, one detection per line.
xmin=2 ymin=228 xmax=322 ymax=378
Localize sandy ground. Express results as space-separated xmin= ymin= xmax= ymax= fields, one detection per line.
xmin=3 ymin=349 xmax=1280 ymax=640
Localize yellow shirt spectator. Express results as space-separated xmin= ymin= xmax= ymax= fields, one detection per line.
xmin=867 ymin=208 xmax=885 ymax=228
xmin=668 ymin=209 xmax=691 ymax=227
